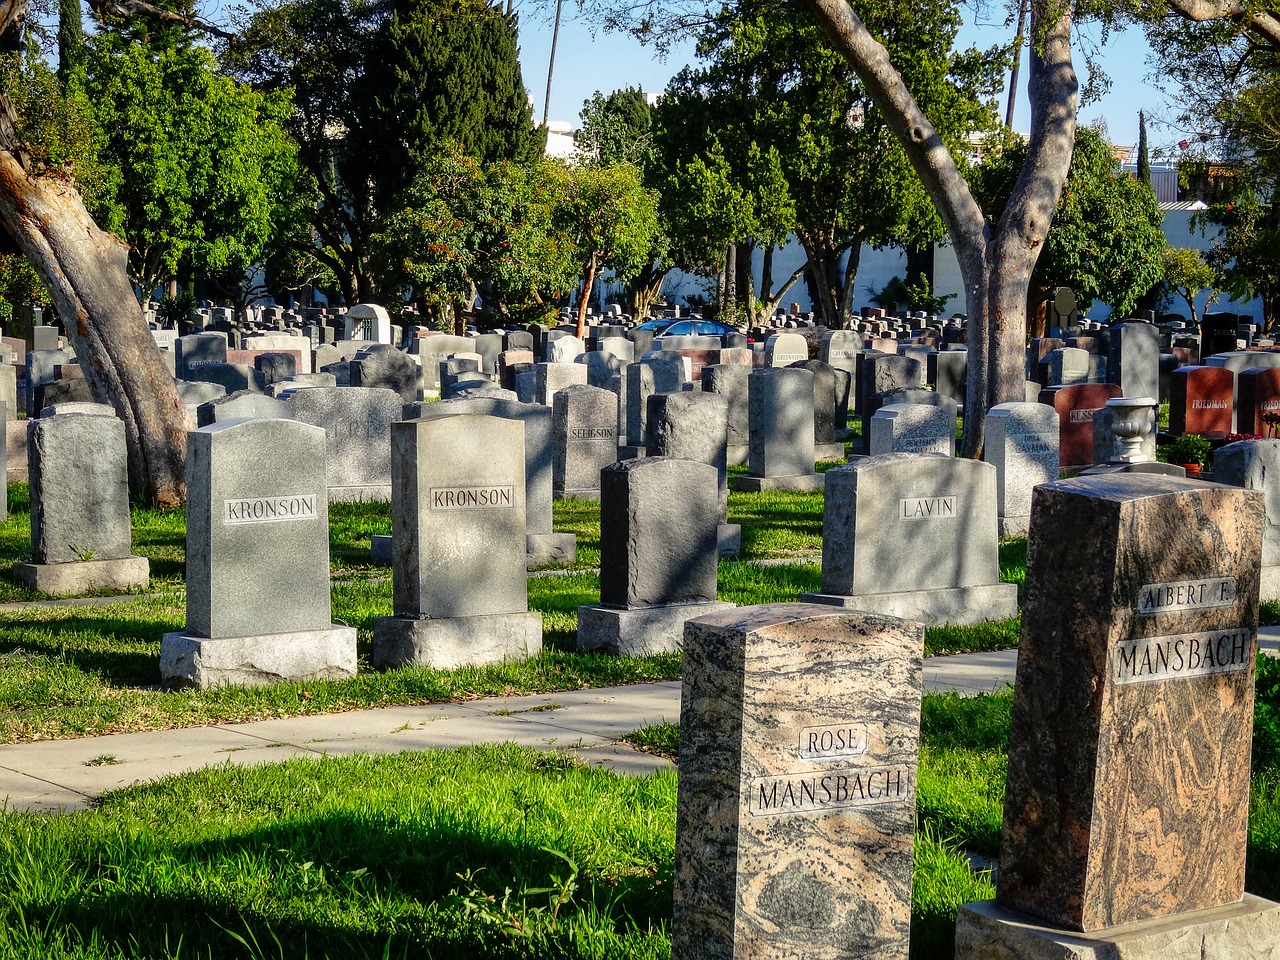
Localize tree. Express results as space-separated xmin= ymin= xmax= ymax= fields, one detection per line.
xmin=971 ymin=126 xmax=1166 ymax=326
xmin=226 ymin=0 xmax=543 ymax=304
xmin=1136 ymin=109 xmax=1151 ymax=187
xmin=1161 ymin=245 xmax=1218 ymax=323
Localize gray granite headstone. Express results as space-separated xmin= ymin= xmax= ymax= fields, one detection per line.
xmin=535 ymin=362 xmax=587 ymax=405
xmin=764 ymin=333 xmax=809 ymax=366
xmin=731 ymin=366 xmax=822 ymax=491
xmin=1214 ymin=438 xmax=1280 ymax=601
xmin=196 ymin=390 xmax=292 ymax=427
xmin=702 ymin=363 xmax=750 ymax=466
xmin=288 ymin=386 xmax=401 ymax=501
xmin=553 ymin=384 xmax=618 ymax=499
xmin=176 ymin=333 xmax=227 ymax=379
xmin=647 ymin=390 xmax=730 ymax=517
xmin=349 ymin=345 xmax=419 ymax=401
xmin=189 ymin=362 xmax=267 ymax=395
xmin=1107 ymin=322 xmax=1161 ymax=399
xmin=548 ymin=336 xmax=586 ymax=364
xmin=869 ymin=402 xmax=954 ymax=456
xmin=984 ymin=402 xmax=1059 ymax=537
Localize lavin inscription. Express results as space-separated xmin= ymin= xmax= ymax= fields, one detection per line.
xmin=900 ymin=496 xmax=955 ymax=520
xmin=749 ymin=766 xmax=909 ymax=817
xmin=1113 ymin=628 xmax=1251 ymax=685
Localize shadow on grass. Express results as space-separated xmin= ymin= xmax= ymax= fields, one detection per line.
xmin=0 ymin=613 xmax=174 ymax=686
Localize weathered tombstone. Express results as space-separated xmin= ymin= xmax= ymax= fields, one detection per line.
xmin=159 ymin=419 xmax=355 ymax=687
xmin=409 ymin=333 xmax=473 ymax=392
xmin=1169 ymin=365 xmax=1234 ymax=436
xmin=802 ymin=454 xmax=1017 ymax=624
xmin=534 ymin=362 xmax=587 ymax=405
xmin=176 ymin=333 xmax=227 ymax=379
xmin=254 ymin=352 xmax=298 ymax=385
xmin=548 ymin=335 xmax=586 ymax=364
xmin=869 ymin=402 xmax=954 ymax=457
xmin=577 ymin=458 xmax=733 ymax=654
xmin=0 ymin=363 xmax=16 ymax=424
xmin=1107 ymin=322 xmax=1161 ymax=399
xmin=288 ymin=386 xmax=401 ymax=501
xmin=984 ymin=402 xmax=1059 ymax=536
xmin=196 ymin=390 xmax=292 ymax=427
xmin=930 ymin=349 xmax=966 ymax=411
xmin=623 ymin=357 xmax=682 ymax=454
xmin=702 ymin=363 xmax=750 ymax=466
xmin=788 ymin=359 xmax=845 ymax=460
xmin=856 ymin=354 xmax=922 ymax=416
xmin=646 ymin=391 xmax=739 ymax=556
xmin=189 ymin=362 xmax=267 ymax=395
xmin=14 ymin=414 xmax=149 ymax=594
xmin=1236 ymin=367 xmax=1280 ymax=437
xmin=672 ymin=603 xmax=922 ymax=960
xmin=471 ymin=332 xmax=504 ymax=373
xmin=1039 ymin=383 xmax=1122 ymax=469
xmin=1214 ymin=439 xmax=1280 ymax=601
xmin=731 ymin=367 xmax=824 ymax=492
xmin=372 ymin=415 xmax=542 ymax=669
xmin=1047 ymin=347 xmax=1089 ymax=386
xmin=349 ymin=345 xmax=419 ymax=401
xmin=764 ymin=332 xmax=809 ymax=366
xmin=552 ymin=384 xmax=618 ymax=500
xmin=955 ymin=474 xmax=1279 ymax=956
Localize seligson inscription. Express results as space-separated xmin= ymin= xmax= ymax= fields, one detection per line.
xmin=900 ymin=496 xmax=955 ymax=520
xmin=225 ymin=495 xmax=318 ymax=524
xmin=798 ymin=723 xmax=868 ymax=760
xmin=570 ymin=427 xmax=615 ymax=440
xmin=1113 ymin=628 xmax=1251 ymax=684
xmin=749 ymin=766 xmax=909 ymax=817
xmin=430 ymin=485 xmax=515 ymax=509
xmin=1137 ymin=577 xmax=1237 ymax=615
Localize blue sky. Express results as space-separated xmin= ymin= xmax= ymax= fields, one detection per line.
xmin=513 ymin=4 xmax=1180 ymax=154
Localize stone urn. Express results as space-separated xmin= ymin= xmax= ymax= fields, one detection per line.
xmin=1105 ymin=396 xmax=1158 ymax=464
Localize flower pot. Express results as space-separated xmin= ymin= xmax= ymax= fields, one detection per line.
xmin=1179 ymin=463 xmax=1202 ymax=475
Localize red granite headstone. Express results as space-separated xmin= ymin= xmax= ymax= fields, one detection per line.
xmin=1237 ymin=367 xmax=1280 ymax=437
xmin=1169 ymin=365 xmax=1234 ymax=437
xmin=1038 ymin=383 xmax=1122 ymax=469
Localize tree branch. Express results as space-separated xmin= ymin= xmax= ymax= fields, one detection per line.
xmin=86 ymin=0 xmax=233 ymax=38
xmin=1164 ymin=0 xmax=1280 ymax=48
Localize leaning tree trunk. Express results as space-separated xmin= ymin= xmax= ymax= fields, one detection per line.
xmin=0 ymin=149 xmax=190 ymax=505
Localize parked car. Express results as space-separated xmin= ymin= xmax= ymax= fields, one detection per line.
xmin=652 ymin=319 xmax=743 ymax=342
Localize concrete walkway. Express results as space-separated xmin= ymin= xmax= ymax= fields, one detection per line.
xmin=2 ymin=631 xmax=1276 ymax=815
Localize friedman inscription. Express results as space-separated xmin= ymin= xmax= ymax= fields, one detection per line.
xmin=749 ymin=766 xmax=909 ymax=817
xmin=900 ymin=496 xmax=956 ymax=520
xmin=1113 ymin=628 xmax=1251 ymax=684
xmin=430 ymin=485 xmax=515 ymax=509
xmin=224 ymin=494 xmax=317 ymax=524
xmin=1137 ymin=577 xmax=1237 ymax=616
xmin=798 ymin=723 xmax=868 ymax=760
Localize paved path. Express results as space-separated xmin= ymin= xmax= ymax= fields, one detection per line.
xmin=2 ymin=630 xmax=1276 ymax=815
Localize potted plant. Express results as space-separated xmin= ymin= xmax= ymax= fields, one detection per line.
xmin=1161 ymin=433 xmax=1212 ymax=474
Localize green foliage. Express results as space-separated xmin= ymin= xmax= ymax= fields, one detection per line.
xmin=869 ymin=273 xmax=956 ymax=315
xmin=576 ymin=87 xmax=655 ymax=170
xmin=0 ymin=253 xmax=50 ymax=317
xmin=1256 ymin=654 xmax=1280 ymax=773
xmin=1160 ymin=245 xmax=1218 ymax=323
xmin=972 ymin=127 xmax=1166 ymax=317
xmin=561 ymin=161 xmax=662 ymax=294
xmin=1158 ymin=432 xmax=1212 ymax=467
xmin=1194 ymin=179 xmax=1280 ymax=329
xmin=155 ymin=290 xmax=198 ymax=328
xmin=5 ymin=53 xmax=99 ymax=181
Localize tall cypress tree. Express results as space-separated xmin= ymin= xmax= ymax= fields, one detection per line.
xmin=1137 ymin=110 xmax=1152 ymax=188
xmin=57 ymin=0 xmax=83 ymax=81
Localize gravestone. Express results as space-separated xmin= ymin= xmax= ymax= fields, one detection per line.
xmin=646 ymin=391 xmax=739 ymax=557
xmin=984 ymin=402 xmax=1059 ymax=536
xmin=1047 ymin=347 xmax=1089 ymax=386
xmin=801 ymin=454 xmax=1017 ymax=625
xmin=789 ymin=359 xmax=846 ymax=460
xmin=1107 ymin=322 xmax=1161 ymax=399
xmin=472 ymin=333 xmax=504 ymax=373
xmin=818 ymin=329 xmax=861 ymax=388
xmin=731 ymin=367 xmax=824 ymax=493
xmin=409 ymin=334 xmax=474 ymax=392
xmin=930 ymin=350 xmax=966 ymax=412
xmin=255 ymin=352 xmax=297 ymax=384
xmin=0 ymin=363 xmax=16 ymax=423
xmin=349 ymin=345 xmax=419 ymax=401
xmin=343 ymin=303 xmax=394 ymax=344
xmin=1039 ymin=383 xmax=1123 ymax=469
xmin=189 ymin=362 xmax=267 ymax=395
xmin=176 ymin=333 xmax=227 ymax=379
xmin=534 ymin=362 xmax=587 ymax=405
xmin=552 ymin=384 xmax=618 ymax=500
xmin=577 ymin=458 xmax=734 ymax=655
xmin=764 ymin=333 xmax=809 ymax=366
xmin=954 ymin=474 xmax=1280 ymax=957
xmin=702 ymin=363 xmax=750 ymax=465
xmin=372 ymin=415 xmax=542 ymax=669
xmin=548 ymin=335 xmax=586 ymax=364
xmin=868 ymin=403 xmax=954 ymax=457
xmin=1214 ymin=439 xmax=1280 ymax=601
xmin=196 ymin=390 xmax=292 ymax=427
xmin=856 ymin=354 xmax=922 ymax=416
xmin=672 ymin=604 xmax=922 ymax=960
xmin=14 ymin=413 xmax=150 ymax=594
xmin=1170 ymin=365 xmax=1234 ymax=436
xmin=1236 ymin=367 xmax=1280 ymax=438
xmin=160 ymin=419 xmax=355 ymax=687
xmin=288 ymin=386 xmax=401 ymax=501
xmin=623 ymin=357 xmax=682 ymax=454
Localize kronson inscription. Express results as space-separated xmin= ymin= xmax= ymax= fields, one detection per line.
xmin=1113 ymin=628 xmax=1251 ymax=684
xmin=749 ymin=766 xmax=909 ymax=817
xmin=900 ymin=496 xmax=956 ymax=520
xmin=1137 ymin=577 xmax=1237 ymax=616
xmin=430 ymin=485 xmax=515 ymax=509
xmin=798 ymin=723 xmax=869 ymax=760
xmin=224 ymin=495 xmax=318 ymax=524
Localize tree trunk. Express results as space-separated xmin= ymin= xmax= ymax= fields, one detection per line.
xmin=575 ymin=253 xmax=596 ymax=337
xmin=0 ymin=149 xmax=190 ymax=504
xmin=724 ymin=242 xmax=737 ymax=317
xmin=796 ymin=0 xmax=1076 ymax=457
xmin=839 ymin=241 xmax=861 ymax=329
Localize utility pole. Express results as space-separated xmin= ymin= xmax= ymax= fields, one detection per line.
xmin=542 ymin=0 xmax=564 ymax=127
xmin=1005 ymin=0 xmax=1028 ymax=129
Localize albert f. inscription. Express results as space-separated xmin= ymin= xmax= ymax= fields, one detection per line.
xmin=430 ymin=485 xmax=515 ymax=509
xmin=900 ymin=496 xmax=955 ymax=520
xmin=1113 ymin=628 xmax=1251 ymax=684
xmin=749 ymin=766 xmax=909 ymax=817
xmin=1137 ymin=577 xmax=1237 ymax=616
xmin=224 ymin=495 xmax=317 ymax=524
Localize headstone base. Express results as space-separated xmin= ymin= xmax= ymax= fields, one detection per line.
xmin=617 ymin=444 xmax=648 ymax=460
xmin=527 ymin=532 xmax=577 ymax=566
xmin=815 ymin=441 xmax=846 ymax=461
xmin=954 ymin=895 xmax=1280 ymax=960
xmin=717 ymin=523 xmax=741 ymax=559
xmin=577 ymin=600 xmax=736 ymax=656
xmin=730 ymin=473 xmax=825 ymax=493
xmin=372 ymin=612 xmax=542 ymax=670
xmin=834 ymin=427 xmax=856 ymax=442
xmin=1079 ymin=461 xmax=1187 ymax=478
xmin=13 ymin=556 xmax=150 ymax=596
xmin=329 ymin=483 xmax=392 ymax=503
xmin=726 ymin=443 xmax=749 ymax=466
xmin=999 ymin=515 xmax=1030 ymax=538
xmin=800 ymin=582 xmax=1018 ymax=626
xmin=159 ymin=625 xmax=358 ymax=688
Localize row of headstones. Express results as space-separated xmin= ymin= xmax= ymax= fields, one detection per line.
xmin=672 ymin=470 xmax=1278 ymax=958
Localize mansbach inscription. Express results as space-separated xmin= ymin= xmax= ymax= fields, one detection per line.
xmin=1113 ymin=628 xmax=1251 ymax=684
xmin=749 ymin=766 xmax=909 ymax=817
